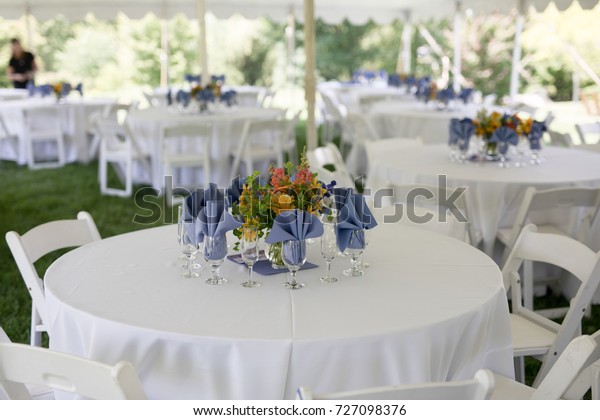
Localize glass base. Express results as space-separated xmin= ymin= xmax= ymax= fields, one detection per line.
xmin=284 ymin=282 xmax=305 ymax=289
xmin=206 ymin=277 xmax=227 ymax=285
xmin=271 ymin=262 xmax=287 ymax=270
xmin=343 ymin=268 xmax=364 ymax=277
xmin=241 ymin=280 xmax=261 ymax=288
xmin=320 ymin=275 xmax=338 ymax=283
xmin=360 ymin=261 xmax=370 ymax=269
xmin=181 ymin=271 xmax=199 ymax=278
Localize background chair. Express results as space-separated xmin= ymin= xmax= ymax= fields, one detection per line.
xmin=0 ymin=340 xmax=146 ymax=400
xmin=23 ymin=106 xmax=65 ymax=169
xmin=297 ymin=369 xmax=494 ymax=400
xmin=87 ymin=102 xmax=137 ymax=161
xmin=547 ymin=129 xmax=574 ymax=148
xmin=5 ymin=212 xmax=101 ymax=347
xmin=576 ymin=122 xmax=600 ymax=145
xmin=97 ymin=119 xmax=151 ymax=197
xmin=229 ymin=118 xmax=289 ymax=180
xmin=0 ymin=113 xmax=18 ymax=160
xmin=499 ymin=186 xmax=600 ymax=313
xmin=306 ymin=143 xmax=354 ymax=188
xmin=503 ymin=224 xmax=600 ymax=386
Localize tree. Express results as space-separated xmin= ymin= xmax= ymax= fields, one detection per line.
xmin=37 ymin=15 xmax=74 ymax=73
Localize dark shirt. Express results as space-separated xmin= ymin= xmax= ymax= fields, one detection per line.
xmin=9 ymin=52 xmax=35 ymax=89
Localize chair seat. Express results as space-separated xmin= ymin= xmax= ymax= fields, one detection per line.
xmin=243 ymin=145 xmax=280 ymax=160
xmin=490 ymin=373 xmax=535 ymax=400
xmin=510 ymin=314 xmax=556 ymax=357
xmin=498 ymin=224 xmax=569 ymax=245
xmin=165 ymin=154 xmax=209 ymax=166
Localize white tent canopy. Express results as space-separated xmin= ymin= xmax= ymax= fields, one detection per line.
xmin=0 ymin=0 xmax=598 ymax=22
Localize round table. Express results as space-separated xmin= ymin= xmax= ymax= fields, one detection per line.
xmin=366 ymin=144 xmax=600 ymax=255
xmin=127 ymin=106 xmax=284 ymax=188
xmin=45 ymin=221 xmax=513 ymax=399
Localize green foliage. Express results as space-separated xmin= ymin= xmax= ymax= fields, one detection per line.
xmin=128 ymin=15 xmax=162 ymax=87
xmin=37 ymin=15 xmax=74 ymax=73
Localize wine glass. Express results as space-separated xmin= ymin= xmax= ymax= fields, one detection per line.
xmin=457 ymin=136 xmax=470 ymax=163
xmin=343 ymin=229 xmax=366 ymax=277
xmin=514 ymin=135 xmax=529 ymax=167
xmin=178 ymin=211 xmax=199 ymax=278
xmin=204 ymin=234 xmax=228 ymax=285
xmin=498 ymin=140 xmax=510 ymax=168
xmin=530 ymin=139 xmax=542 ymax=165
xmin=320 ymin=221 xmax=338 ymax=283
xmin=282 ymin=239 xmax=307 ymax=290
xmin=241 ymin=226 xmax=260 ymax=288
xmin=177 ymin=205 xmax=201 ymax=269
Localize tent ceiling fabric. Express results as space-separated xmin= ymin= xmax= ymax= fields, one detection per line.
xmin=0 ymin=0 xmax=598 ymax=22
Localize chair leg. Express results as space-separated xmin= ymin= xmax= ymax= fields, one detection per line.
xmin=514 ymin=356 xmax=525 ymax=383
xmin=99 ymin=155 xmax=107 ymax=194
xmin=125 ymin=157 xmax=133 ymax=197
xmin=523 ymin=260 xmax=534 ymax=310
xmin=30 ymin=305 xmax=42 ymax=347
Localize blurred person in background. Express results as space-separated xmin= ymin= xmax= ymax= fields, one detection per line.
xmin=7 ymin=38 xmax=37 ymax=89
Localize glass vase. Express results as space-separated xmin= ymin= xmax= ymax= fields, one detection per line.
xmin=267 ymin=241 xmax=286 ymax=270
xmin=485 ymin=141 xmax=499 ymax=161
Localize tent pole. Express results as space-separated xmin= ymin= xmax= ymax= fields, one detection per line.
xmin=452 ymin=0 xmax=462 ymax=92
xmin=286 ymin=6 xmax=296 ymax=87
xmin=397 ymin=10 xmax=412 ymax=74
xmin=24 ymin=2 xmax=33 ymax=52
xmin=196 ymin=0 xmax=209 ymax=85
xmin=509 ymin=0 xmax=526 ymax=105
xmin=160 ymin=1 xmax=170 ymax=88
xmin=304 ymin=0 xmax=317 ymax=151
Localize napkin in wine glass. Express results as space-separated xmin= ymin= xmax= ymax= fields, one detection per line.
xmin=226 ymin=176 xmax=244 ymax=205
xmin=490 ymin=126 xmax=519 ymax=145
xmin=265 ymin=210 xmax=324 ymax=244
xmin=449 ymin=118 xmax=474 ymax=146
xmin=184 ymin=183 xmax=225 ymax=221
xmin=197 ymin=201 xmax=242 ymax=239
xmin=334 ymin=189 xmax=377 ymax=252
xmin=528 ymin=121 xmax=547 ymax=150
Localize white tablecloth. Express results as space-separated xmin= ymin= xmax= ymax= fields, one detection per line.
xmin=45 ymin=221 xmax=513 ymax=399
xmin=127 ymin=106 xmax=284 ymax=188
xmin=368 ymin=101 xmax=508 ymax=142
xmin=0 ymin=88 xmax=29 ymax=101
xmin=366 ymin=144 xmax=600 ymax=255
xmin=0 ymin=97 xmax=114 ymax=164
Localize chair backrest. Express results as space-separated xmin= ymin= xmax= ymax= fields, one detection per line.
xmin=0 ymin=342 xmax=146 ymax=400
xmin=230 ymin=118 xmax=289 ymax=180
xmin=533 ymin=331 xmax=600 ymax=400
xmin=297 ymin=369 xmax=494 ymax=400
xmin=23 ymin=106 xmax=62 ymax=138
xmin=144 ymin=92 xmax=168 ymax=108
xmin=501 ymin=186 xmax=600 ymax=264
xmin=576 ymin=122 xmax=600 ymax=145
xmin=320 ymin=90 xmax=347 ymax=121
xmin=102 ymin=102 xmax=135 ymax=124
xmin=547 ymin=130 xmax=573 ymax=148
xmin=389 ymin=182 xmax=474 ymax=244
xmin=96 ymin=119 xmax=146 ymax=160
xmin=306 ymin=143 xmax=355 ymax=188
xmin=503 ymin=224 xmax=600 ymax=384
xmin=5 ymin=212 xmax=101 ymax=327
xmin=0 ymin=113 xmax=13 ymax=138
xmin=346 ymin=112 xmax=380 ymax=142
xmin=161 ymin=123 xmax=212 ymax=163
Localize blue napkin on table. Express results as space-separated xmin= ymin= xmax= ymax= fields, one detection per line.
xmin=196 ymin=88 xmax=215 ymax=103
xmin=449 ymin=118 xmax=474 ymax=147
xmin=405 ymin=76 xmax=417 ymax=86
xmin=38 ymin=84 xmax=53 ymax=97
xmin=211 ymin=75 xmax=225 ymax=84
xmin=27 ymin=81 xmax=35 ymax=96
xmin=185 ymin=74 xmax=201 ymax=84
xmin=61 ymin=83 xmax=72 ymax=97
xmin=436 ymin=88 xmax=455 ymax=103
xmin=220 ymin=90 xmax=237 ymax=106
xmin=334 ymin=189 xmax=377 ymax=252
xmin=74 ymin=83 xmax=83 ymax=96
xmin=490 ymin=126 xmax=519 ymax=145
xmin=265 ymin=210 xmax=324 ymax=244
xmin=226 ymin=177 xmax=244 ymax=205
xmin=528 ymin=121 xmax=546 ymax=150
xmin=197 ymin=201 xmax=242 ymax=260
xmin=458 ymin=88 xmax=473 ymax=103
xmin=184 ymin=183 xmax=225 ymax=221
xmin=388 ymin=74 xmax=401 ymax=87
xmin=176 ymin=90 xmax=191 ymax=107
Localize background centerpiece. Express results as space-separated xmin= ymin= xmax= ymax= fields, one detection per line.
xmin=231 ymin=155 xmax=332 ymax=269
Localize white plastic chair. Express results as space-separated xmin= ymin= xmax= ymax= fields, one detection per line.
xmin=23 ymin=106 xmax=65 ymax=169
xmin=88 ymin=102 xmax=137 ymax=160
xmin=229 ymin=118 xmax=289 ymax=180
xmin=498 ymin=186 xmax=600 ymax=313
xmin=576 ymin=122 xmax=600 ymax=145
xmin=306 ymin=143 xmax=355 ymax=188
xmin=0 ymin=340 xmax=146 ymax=400
xmin=547 ymin=130 xmax=573 ymax=148
xmin=97 ymin=119 xmax=151 ymax=197
xmin=503 ymin=224 xmax=600 ymax=386
xmin=5 ymin=212 xmax=101 ymax=347
xmin=161 ymin=123 xmax=212 ymax=196
xmin=297 ymin=369 xmax=494 ymax=400
xmin=319 ymin=90 xmax=346 ymax=145
xmin=0 ymin=113 xmax=18 ymax=159
xmin=492 ymin=331 xmax=600 ymax=400
xmin=144 ymin=91 xmax=169 ymax=108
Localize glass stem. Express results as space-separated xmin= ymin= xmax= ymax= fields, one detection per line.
xmin=290 ymin=270 xmax=297 ymax=286
xmin=187 ymin=254 xmax=194 ymax=275
xmin=211 ymin=263 xmax=219 ymax=280
xmin=326 ymin=260 xmax=331 ymax=278
xmin=248 ymin=265 xmax=253 ymax=284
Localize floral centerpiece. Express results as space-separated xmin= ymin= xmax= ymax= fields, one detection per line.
xmin=51 ymin=82 xmax=83 ymax=101
xmin=231 ymin=154 xmax=335 ymax=268
xmin=473 ymin=109 xmax=519 ymax=159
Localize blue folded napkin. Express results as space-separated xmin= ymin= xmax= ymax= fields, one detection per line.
xmin=334 ymin=189 xmax=377 ymax=252
xmin=490 ymin=126 xmax=519 ymax=146
xmin=436 ymin=88 xmax=455 ymax=103
xmin=528 ymin=121 xmax=546 ymax=150
xmin=184 ymin=183 xmax=225 ymax=221
xmin=220 ymin=90 xmax=237 ymax=106
xmin=74 ymin=82 xmax=83 ymax=96
xmin=185 ymin=74 xmax=201 ymax=84
xmin=449 ymin=118 xmax=474 ymax=149
xmin=388 ymin=74 xmax=401 ymax=87
xmin=405 ymin=76 xmax=417 ymax=86
xmin=458 ymin=88 xmax=473 ymax=104
xmin=226 ymin=177 xmax=244 ymax=205
xmin=38 ymin=84 xmax=52 ymax=97
xmin=265 ymin=210 xmax=324 ymax=244
xmin=196 ymin=88 xmax=215 ymax=103
xmin=27 ymin=81 xmax=35 ymax=96
xmin=166 ymin=88 xmax=173 ymax=106
xmin=211 ymin=75 xmax=225 ymax=83
xmin=176 ymin=90 xmax=191 ymax=107
xmin=198 ymin=200 xmax=242 ymax=238
xmin=61 ymin=83 xmax=72 ymax=97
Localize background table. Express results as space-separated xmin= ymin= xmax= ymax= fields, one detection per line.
xmin=366 ymin=143 xmax=600 ymax=256
xmin=0 ymin=97 xmax=114 ymax=164
xmin=45 ymin=220 xmax=513 ymax=399
xmin=127 ymin=106 xmax=285 ymax=188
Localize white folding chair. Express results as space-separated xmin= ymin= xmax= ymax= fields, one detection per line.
xmin=0 ymin=340 xmax=146 ymax=400
xmin=260 ymin=89 xmax=276 ymax=108
xmin=97 ymin=119 xmax=151 ymax=197
xmin=229 ymin=118 xmax=289 ymax=180
xmin=319 ymin=90 xmax=346 ymax=146
xmin=547 ymin=130 xmax=573 ymax=148
xmin=503 ymin=224 xmax=600 ymax=386
xmin=492 ymin=331 xmax=600 ymax=400
xmin=144 ymin=91 xmax=169 ymax=108
xmin=5 ymin=212 xmax=101 ymax=347
xmin=499 ymin=187 xmax=600 ymax=313
xmin=306 ymin=143 xmax=355 ymax=188
xmin=161 ymin=123 xmax=212 ymax=200
xmin=297 ymin=369 xmax=494 ymax=400
xmin=0 ymin=113 xmax=18 ymax=159
xmin=576 ymin=122 xmax=600 ymax=145
xmin=23 ymin=106 xmax=65 ymax=169
xmin=388 ymin=182 xmax=480 ymax=246
xmin=88 ymin=102 xmax=137 ymax=161
xmin=284 ymin=111 xmax=300 ymax=166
